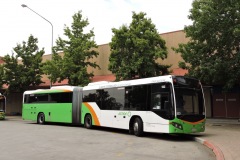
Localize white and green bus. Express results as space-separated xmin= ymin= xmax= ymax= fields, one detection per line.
xmin=22 ymin=75 xmax=206 ymax=136
xmin=0 ymin=94 xmax=6 ymax=120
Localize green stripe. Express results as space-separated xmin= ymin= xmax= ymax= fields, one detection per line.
xmin=169 ymin=118 xmax=205 ymax=133
xmin=33 ymin=89 xmax=71 ymax=94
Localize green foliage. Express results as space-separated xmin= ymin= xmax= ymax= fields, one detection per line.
xmin=2 ymin=35 xmax=44 ymax=92
xmin=174 ymin=0 xmax=240 ymax=90
xmin=109 ymin=12 xmax=170 ymax=81
xmin=0 ymin=65 xmax=4 ymax=88
xmin=41 ymin=52 xmax=63 ymax=84
xmin=42 ymin=11 xmax=99 ymax=86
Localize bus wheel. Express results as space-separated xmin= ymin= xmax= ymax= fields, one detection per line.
xmin=37 ymin=113 xmax=45 ymax=124
xmin=84 ymin=114 xmax=92 ymax=129
xmin=133 ymin=117 xmax=144 ymax=137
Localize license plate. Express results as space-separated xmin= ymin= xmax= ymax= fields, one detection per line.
xmin=191 ymin=128 xmax=197 ymax=132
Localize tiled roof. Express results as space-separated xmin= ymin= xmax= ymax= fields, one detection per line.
xmin=171 ymin=68 xmax=188 ymax=76
xmin=40 ymin=74 xmax=116 ymax=87
xmin=0 ymin=57 xmax=5 ymax=64
xmin=90 ymin=74 xmax=116 ymax=82
xmin=1 ymin=69 xmax=187 ymax=89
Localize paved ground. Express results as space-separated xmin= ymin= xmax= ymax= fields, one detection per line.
xmin=3 ymin=116 xmax=240 ymax=160
xmin=193 ymin=119 xmax=240 ymax=160
xmin=1 ymin=116 xmax=215 ymax=160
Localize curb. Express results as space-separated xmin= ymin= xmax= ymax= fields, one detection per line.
xmin=194 ymin=137 xmax=225 ymax=160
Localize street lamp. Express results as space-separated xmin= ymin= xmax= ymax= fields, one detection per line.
xmin=21 ymin=4 xmax=53 ymax=88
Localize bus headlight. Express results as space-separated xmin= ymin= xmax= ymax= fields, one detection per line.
xmin=171 ymin=122 xmax=183 ymax=130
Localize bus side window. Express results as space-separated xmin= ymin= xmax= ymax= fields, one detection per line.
xmin=53 ymin=92 xmax=72 ymax=103
xmin=101 ymin=88 xmax=124 ymax=110
xmin=35 ymin=94 xmax=48 ymax=103
xmin=28 ymin=95 xmax=37 ymax=103
xmin=24 ymin=95 xmax=29 ymax=103
xmin=124 ymin=85 xmax=148 ymax=111
xmin=96 ymin=90 xmax=104 ymax=109
xmin=83 ymin=90 xmax=97 ymax=102
xmin=83 ymin=90 xmax=104 ymax=109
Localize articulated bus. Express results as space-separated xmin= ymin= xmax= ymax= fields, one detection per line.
xmin=0 ymin=94 xmax=6 ymax=120
xmin=22 ymin=75 xmax=206 ymax=136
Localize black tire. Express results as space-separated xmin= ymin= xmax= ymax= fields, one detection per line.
xmin=37 ymin=113 xmax=45 ymax=124
xmin=133 ymin=117 xmax=144 ymax=137
xmin=84 ymin=114 xmax=92 ymax=129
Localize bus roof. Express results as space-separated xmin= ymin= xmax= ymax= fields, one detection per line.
xmin=23 ymin=85 xmax=79 ymax=95
xmin=83 ymin=75 xmax=174 ymax=90
xmin=23 ymin=75 xmax=194 ymax=94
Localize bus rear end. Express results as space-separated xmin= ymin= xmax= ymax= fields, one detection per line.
xmin=169 ymin=76 xmax=206 ymax=134
xmin=0 ymin=94 xmax=6 ymax=120
xmin=0 ymin=110 xmax=5 ymax=120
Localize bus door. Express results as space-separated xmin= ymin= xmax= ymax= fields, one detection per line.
xmin=23 ymin=94 xmax=38 ymax=120
xmin=149 ymin=83 xmax=175 ymax=122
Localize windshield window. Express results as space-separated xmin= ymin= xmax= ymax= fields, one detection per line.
xmin=174 ymin=88 xmax=204 ymax=116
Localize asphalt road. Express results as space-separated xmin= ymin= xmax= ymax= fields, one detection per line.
xmin=0 ymin=117 xmax=215 ymax=160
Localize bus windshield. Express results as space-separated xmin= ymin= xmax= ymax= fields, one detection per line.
xmin=175 ymin=88 xmax=204 ymax=115
xmin=173 ymin=77 xmax=205 ymax=121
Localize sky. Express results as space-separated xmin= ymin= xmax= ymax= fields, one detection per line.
xmin=0 ymin=0 xmax=194 ymax=57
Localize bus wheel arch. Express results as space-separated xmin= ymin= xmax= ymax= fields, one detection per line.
xmin=84 ymin=114 xmax=93 ymax=129
xmin=37 ymin=112 xmax=45 ymax=124
xmin=129 ymin=116 xmax=144 ymax=137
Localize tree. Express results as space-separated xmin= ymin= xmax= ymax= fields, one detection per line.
xmin=0 ymin=65 xmax=4 ymax=90
xmin=41 ymin=51 xmax=63 ymax=86
xmin=2 ymin=35 xmax=44 ymax=92
xmin=42 ymin=11 xmax=99 ymax=86
xmin=174 ymin=0 xmax=240 ymax=90
xmin=109 ymin=12 xmax=170 ymax=81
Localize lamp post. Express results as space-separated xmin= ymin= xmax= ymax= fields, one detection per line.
xmin=21 ymin=4 xmax=53 ymax=88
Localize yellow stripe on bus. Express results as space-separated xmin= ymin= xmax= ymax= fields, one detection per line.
xmin=83 ymin=102 xmax=101 ymax=126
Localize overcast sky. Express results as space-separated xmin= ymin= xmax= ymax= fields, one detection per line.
xmin=0 ymin=0 xmax=193 ymax=57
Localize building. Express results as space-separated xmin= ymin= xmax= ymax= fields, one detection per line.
xmin=3 ymin=30 xmax=239 ymax=119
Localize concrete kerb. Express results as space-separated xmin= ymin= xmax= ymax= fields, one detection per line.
xmin=193 ymin=137 xmax=225 ymax=160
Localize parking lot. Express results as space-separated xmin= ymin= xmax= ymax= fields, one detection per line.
xmin=0 ymin=117 xmax=215 ymax=160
